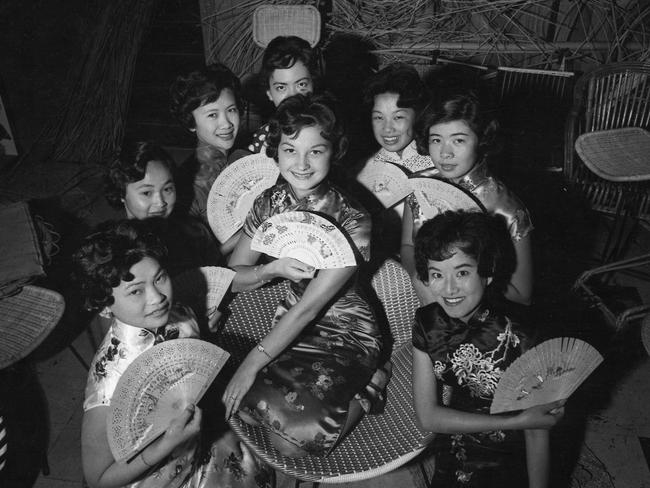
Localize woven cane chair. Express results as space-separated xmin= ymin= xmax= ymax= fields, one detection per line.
xmin=252 ymin=5 xmax=321 ymax=49
xmin=219 ymin=259 xmax=433 ymax=484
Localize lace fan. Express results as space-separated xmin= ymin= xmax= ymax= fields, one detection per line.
xmin=108 ymin=339 xmax=230 ymax=463
xmin=376 ymin=153 xmax=433 ymax=173
xmin=207 ymin=153 xmax=279 ymax=242
xmin=409 ymin=177 xmax=482 ymax=220
xmin=250 ymin=211 xmax=356 ymax=269
xmin=172 ymin=266 xmax=235 ymax=317
xmin=490 ymin=337 xmax=603 ymax=414
xmin=356 ymin=160 xmax=411 ymax=208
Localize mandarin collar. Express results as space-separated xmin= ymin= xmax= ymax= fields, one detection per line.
xmin=456 ymin=160 xmax=489 ymax=192
xmin=111 ymin=317 xmax=157 ymax=348
xmin=286 ymin=180 xmax=331 ymax=203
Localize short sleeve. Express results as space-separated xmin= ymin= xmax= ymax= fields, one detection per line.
xmin=242 ymin=190 xmax=271 ymax=239
xmin=412 ymin=312 xmax=430 ymax=352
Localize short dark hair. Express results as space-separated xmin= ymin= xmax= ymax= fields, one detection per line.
xmin=414 ymin=210 xmax=514 ymax=291
xmin=105 ymin=141 xmax=175 ymax=208
xmin=170 ymin=63 xmax=242 ymax=129
xmin=72 ymin=219 xmax=168 ymax=311
xmin=265 ymin=93 xmax=348 ymax=164
xmin=414 ymin=92 xmax=498 ymax=156
xmin=261 ymin=35 xmax=317 ymax=85
xmin=363 ymin=63 xmax=425 ymax=110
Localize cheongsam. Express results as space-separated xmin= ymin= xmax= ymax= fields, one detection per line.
xmin=247 ymin=124 xmax=270 ymax=154
xmin=407 ymin=161 xmax=533 ymax=241
xmin=369 ymin=140 xmax=433 ymax=174
xmin=240 ymin=180 xmax=383 ymax=456
xmin=84 ymin=304 xmax=269 ymax=488
xmin=412 ymin=300 xmax=533 ymax=487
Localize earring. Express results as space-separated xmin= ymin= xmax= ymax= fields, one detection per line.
xmin=99 ymin=307 xmax=113 ymax=319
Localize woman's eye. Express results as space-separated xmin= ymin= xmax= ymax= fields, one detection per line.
xmin=129 ymin=288 xmax=142 ymax=296
xmin=457 ymin=270 xmax=470 ymax=277
xmin=164 ymin=185 xmax=175 ymax=194
xmin=310 ymin=149 xmax=322 ymax=155
xmin=141 ymin=191 xmax=152 ymax=197
xmin=429 ymin=138 xmax=441 ymax=144
xmin=276 ymin=85 xmax=286 ymax=92
xmin=454 ymin=138 xmax=466 ymax=145
xmin=429 ymin=272 xmax=442 ymax=280
xmin=228 ymin=107 xmax=238 ymax=114
xmin=156 ymin=273 xmax=168 ymax=284
xmin=282 ymin=147 xmax=295 ymax=154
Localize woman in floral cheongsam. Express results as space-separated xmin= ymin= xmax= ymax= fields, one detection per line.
xmin=411 ymin=210 xmax=564 ymax=488
xmin=73 ymin=220 xmax=269 ymax=488
xmin=223 ymin=94 xmax=384 ymax=458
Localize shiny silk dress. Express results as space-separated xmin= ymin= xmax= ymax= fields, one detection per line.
xmin=240 ymin=180 xmax=383 ymax=456
xmin=84 ymin=304 xmax=269 ymax=488
xmin=412 ymin=300 xmax=533 ymax=487
xmin=407 ymin=161 xmax=533 ymax=241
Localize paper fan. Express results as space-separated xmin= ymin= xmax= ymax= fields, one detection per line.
xmin=108 ymin=339 xmax=230 ymax=463
xmin=490 ymin=337 xmax=603 ymax=414
xmin=250 ymin=211 xmax=356 ymax=269
xmin=377 ymin=153 xmax=433 ymax=173
xmin=357 ymin=160 xmax=411 ymax=208
xmin=207 ymin=153 xmax=279 ymax=242
xmin=172 ymin=266 xmax=235 ymax=314
xmin=409 ymin=177 xmax=482 ymax=220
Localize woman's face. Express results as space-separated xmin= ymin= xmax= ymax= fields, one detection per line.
xmin=277 ymin=124 xmax=331 ymax=199
xmin=428 ymin=119 xmax=480 ymax=182
xmin=191 ymin=88 xmax=240 ymax=154
xmin=266 ymin=61 xmax=313 ymax=107
xmin=108 ymin=256 xmax=172 ymax=330
xmin=425 ymin=247 xmax=491 ymax=323
xmin=371 ymin=92 xmax=415 ymax=156
xmin=123 ymin=160 xmax=176 ymax=220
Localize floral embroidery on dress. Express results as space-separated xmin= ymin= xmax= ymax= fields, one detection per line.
xmin=93 ymin=337 xmax=124 ymax=381
xmin=270 ymin=189 xmax=290 ymax=211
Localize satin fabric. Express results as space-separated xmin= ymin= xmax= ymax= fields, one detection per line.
xmin=240 ymin=180 xmax=383 ymax=456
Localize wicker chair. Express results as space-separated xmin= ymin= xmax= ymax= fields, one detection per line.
xmin=218 ymin=259 xmax=433 ymax=484
xmin=564 ymin=62 xmax=650 ymax=222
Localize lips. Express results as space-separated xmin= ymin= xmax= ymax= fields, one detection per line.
xmin=291 ymin=171 xmax=314 ymax=180
xmin=382 ymin=136 xmax=400 ymax=145
xmin=442 ymin=296 xmax=464 ymax=306
xmin=147 ymin=302 xmax=170 ymax=318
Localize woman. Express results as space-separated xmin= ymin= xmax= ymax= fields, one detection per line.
xmin=223 ymin=94 xmax=384 ymax=458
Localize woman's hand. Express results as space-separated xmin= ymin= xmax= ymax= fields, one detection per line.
xmin=149 ymin=404 xmax=202 ymax=461
xmin=516 ymin=400 xmax=565 ymax=430
xmin=269 ymin=258 xmax=315 ymax=283
xmin=206 ymin=307 xmax=223 ymax=332
xmin=222 ymin=363 xmax=258 ymax=419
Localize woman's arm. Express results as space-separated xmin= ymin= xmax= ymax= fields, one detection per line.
xmin=219 ymin=230 xmax=241 ymax=256
xmin=223 ymin=265 xmax=357 ymax=418
xmin=412 ymin=348 xmax=564 ymax=434
xmin=505 ymin=234 xmax=533 ymax=305
xmin=525 ymin=429 xmax=550 ymax=488
xmin=228 ymin=234 xmax=316 ymax=292
xmin=82 ymin=404 xmax=201 ymax=488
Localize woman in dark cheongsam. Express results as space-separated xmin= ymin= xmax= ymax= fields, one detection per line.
xmin=411 ymin=210 xmax=564 ymax=488
xmin=223 ymin=94 xmax=383 ymax=458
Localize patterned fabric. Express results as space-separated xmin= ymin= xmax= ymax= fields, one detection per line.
xmin=370 ymin=140 xmax=434 ymax=174
xmin=407 ymin=161 xmax=533 ymax=242
xmin=247 ymin=124 xmax=270 ymax=154
xmin=412 ymin=300 xmax=532 ymax=486
xmin=240 ymin=180 xmax=383 ymax=456
xmin=84 ymin=305 xmax=268 ymax=488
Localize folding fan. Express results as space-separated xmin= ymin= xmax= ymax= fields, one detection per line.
xmin=108 ymin=339 xmax=230 ymax=463
xmin=356 ymin=159 xmax=411 ymax=208
xmin=172 ymin=266 xmax=235 ymax=316
xmin=376 ymin=153 xmax=433 ymax=173
xmin=207 ymin=153 xmax=280 ymax=243
xmin=250 ymin=211 xmax=356 ymax=269
xmin=490 ymin=337 xmax=603 ymax=414
xmin=409 ymin=177 xmax=482 ymax=220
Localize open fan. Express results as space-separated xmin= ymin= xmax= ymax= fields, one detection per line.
xmin=207 ymin=153 xmax=279 ymax=243
xmin=250 ymin=211 xmax=356 ymax=269
xmin=172 ymin=266 xmax=235 ymax=316
xmin=376 ymin=152 xmax=433 ymax=174
xmin=108 ymin=339 xmax=230 ymax=463
xmin=356 ymin=160 xmax=411 ymax=208
xmin=409 ymin=177 xmax=482 ymax=220
xmin=490 ymin=337 xmax=603 ymax=414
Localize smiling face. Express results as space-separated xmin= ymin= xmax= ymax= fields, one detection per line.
xmin=123 ymin=160 xmax=176 ymax=220
xmin=266 ymin=61 xmax=314 ymax=107
xmin=425 ymin=247 xmax=491 ymax=323
xmin=108 ymin=256 xmax=172 ymax=330
xmin=371 ymin=92 xmax=416 ymax=156
xmin=191 ymin=88 xmax=240 ymax=153
xmin=277 ymin=124 xmax=331 ymax=199
xmin=428 ymin=119 xmax=480 ymax=182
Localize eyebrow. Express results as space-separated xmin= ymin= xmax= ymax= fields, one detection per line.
xmin=124 ymin=280 xmax=144 ymax=290
xmin=428 ymin=262 xmax=475 ymax=270
xmin=429 ymin=131 xmax=469 ymax=137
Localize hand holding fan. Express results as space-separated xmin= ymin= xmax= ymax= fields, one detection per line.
xmin=409 ymin=177 xmax=482 ymax=220
xmin=207 ymin=153 xmax=279 ymax=242
xmin=356 ymin=160 xmax=411 ymax=208
xmin=490 ymin=337 xmax=603 ymax=414
xmin=108 ymin=339 xmax=230 ymax=463
xmin=250 ymin=211 xmax=356 ymax=269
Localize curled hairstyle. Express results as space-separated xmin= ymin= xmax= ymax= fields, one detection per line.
xmin=261 ymin=35 xmax=317 ymax=84
xmin=72 ymin=220 xmax=168 ymax=311
xmin=169 ymin=63 xmax=242 ymax=129
xmin=363 ymin=62 xmax=425 ymax=110
xmin=265 ymin=93 xmax=348 ymax=164
xmin=414 ymin=210 xmax=515 ymax=292
xmin=105 ymin=141 xmax=175 ymax=208
xmin=414 ymin=93 xmax=498 ymax=156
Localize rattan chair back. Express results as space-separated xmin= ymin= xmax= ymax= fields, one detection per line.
xmin=221 ymin=259 xmax=432 ymax=482
xmin=252 ymin=5 xmax=321 ymax=48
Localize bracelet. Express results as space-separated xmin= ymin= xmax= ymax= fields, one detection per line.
xmin=256 ymin=343 xmax=273 ymax=360
xmin=254 ymin=264 xmax=269 ymax=284
xmin=140 ymin=451 xmax=155 ymax=468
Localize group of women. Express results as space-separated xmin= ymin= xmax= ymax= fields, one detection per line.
xmin=72 ymin=35 xmax=565 ymax=488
